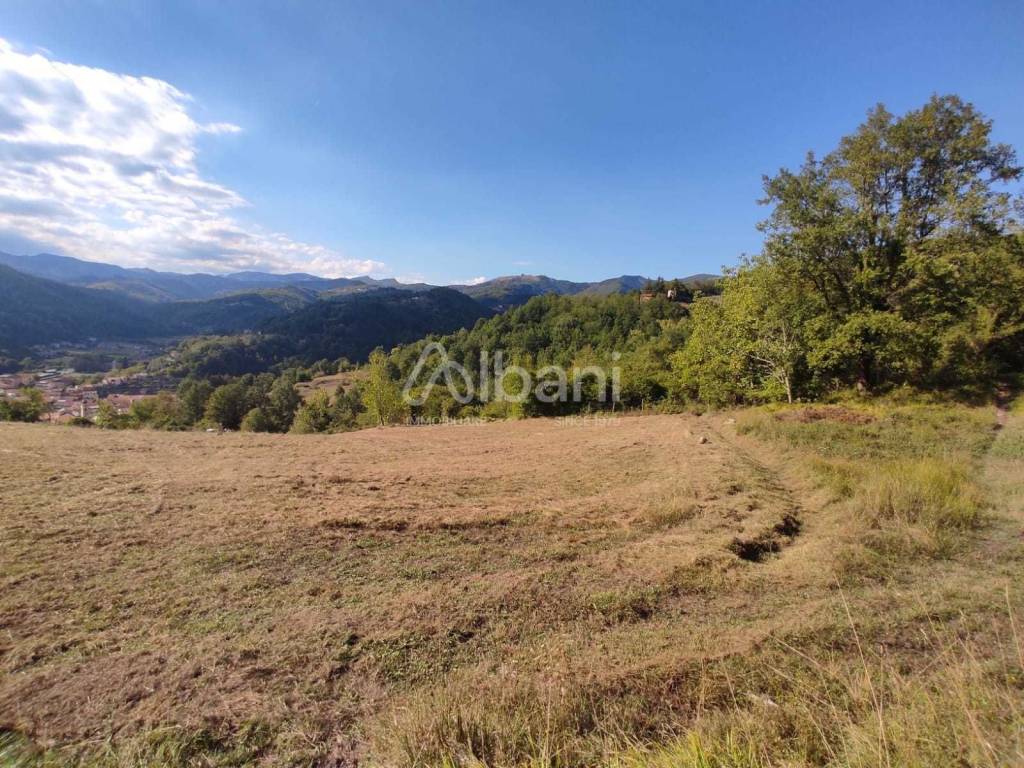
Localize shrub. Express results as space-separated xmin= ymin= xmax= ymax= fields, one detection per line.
xmin=240 ymin=406 xmax=273 ymax=432
xmin=0 ymin=387 xmax=45 ymax=422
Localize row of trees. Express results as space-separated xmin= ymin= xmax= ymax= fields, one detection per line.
xmin=95 ymin=361 xmax=406 ymax=433
xmin=1 ymin=353 xmax=415 ymax=432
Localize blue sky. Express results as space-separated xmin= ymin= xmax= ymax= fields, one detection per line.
xmin=0 ymin=0 xmax=1022 ymax=283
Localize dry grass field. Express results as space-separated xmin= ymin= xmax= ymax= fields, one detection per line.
xmin=1 ymin=404 xmax=1022 ymax=766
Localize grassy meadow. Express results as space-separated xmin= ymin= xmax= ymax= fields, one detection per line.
xmin=1 ymin=399 xmax=1022 ymax=767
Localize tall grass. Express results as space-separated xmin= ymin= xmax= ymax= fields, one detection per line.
xmin=857 ymin=460 xmax=983 ymax=528
xmin=369 ymin=602 xmax=1024 ymax=768
xmin=746 ymin=405 xmax=990 ymax=562
xmin=736 ymin=404 xmax=994 ymax=461
xmin=610 ymin=613 xmax=1023 ymax=768
xmin=811 ymin=456 xmax=987 ymax=565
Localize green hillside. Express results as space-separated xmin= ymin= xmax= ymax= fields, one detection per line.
xmin=0 ymin=265 xmax=160 ymax=355
xmin=154 ymin=287 xmax=493 ymax=377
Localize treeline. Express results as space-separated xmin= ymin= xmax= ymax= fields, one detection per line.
xmin=92 ymin=369 xmax=370 ymax=434
xmin=390 ymin=292 xmax=691 ymax=418
xmin=7 ymin=96 xmax=1019 ymax=431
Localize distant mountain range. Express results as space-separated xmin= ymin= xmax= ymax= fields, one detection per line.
xmin=0 ymin=263 xmax=317 ymax=351
xmin=0 ymin=251 xmax=718 ymax=308
xmin=0 ymin=251 xmax=719 ymax=367
xmin=0 ymin=263 xmax=492 ymax=369
xmin=0 ymin=251 xmax=388 ymax=302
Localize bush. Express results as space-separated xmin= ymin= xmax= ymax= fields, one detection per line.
xmin=240 ymin=407 xmax=273 ymax=433
xmin=0 ymin=388 xmax=45 ymax=422
xmin=290 ymin=390 xmax=333 ymax=434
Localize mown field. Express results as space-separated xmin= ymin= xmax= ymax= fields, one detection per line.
xmin=1 ymin=402 xmax=1022 ymax=767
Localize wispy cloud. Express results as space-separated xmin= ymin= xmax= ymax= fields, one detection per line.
xmin=460 ymin=276 xmax=488 ymax=285
xmin=0 ymin=39 xmax=383 ymax=277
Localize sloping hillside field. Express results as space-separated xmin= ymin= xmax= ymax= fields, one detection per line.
xmin=1 ymin=407 xmax=1022 ymax=766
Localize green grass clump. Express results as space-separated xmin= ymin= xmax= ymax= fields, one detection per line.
xmin=642 ymin=501 xmax=699 ymax=529
xmin=990 ymin=416 xmax=1024 ymax=459
xmin=855 ymin=459 xmax=985 ymax=533
xmin=612 ymin=731 xmax=767 ymax=768
xmin=808 ymin=458 xmax=861 ymax=501
xmin=591 ymin=586 xmax=661 ymax=624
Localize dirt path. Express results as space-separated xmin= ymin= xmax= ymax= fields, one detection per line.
xmin=980 ymin=387 xmax=1024 ymax=561
xmin=995 ymin=384 xmax=1011 ymax=430
xmin=701 ymin=414 xmax=808 ymax=562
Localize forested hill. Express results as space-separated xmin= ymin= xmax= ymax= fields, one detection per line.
xmin=0 ymin=264 xmax=161 ymax=352
xmin=0 ymin=265 xmax=318 ymax=350
xmin=0 ymin=262 xmax=492 ymax=373
xmin=155 ymin=288 xmax=494 ymax=378
xmin=390 ymin=291 xmax=690 ymax=415
xmin=453 ymin=273 xmax=717 ymax=310
xmin=260 ymin=287 xmax=491 ymax=362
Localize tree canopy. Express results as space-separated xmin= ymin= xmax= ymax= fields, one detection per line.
xmin=677 ymin=96 xmax=1023 ymax=403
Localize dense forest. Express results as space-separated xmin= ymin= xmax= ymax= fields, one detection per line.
xmin=149 ymin=288 xmax=492 ymax=379
xmin=392 ymin=292 xmax=690 ymax=417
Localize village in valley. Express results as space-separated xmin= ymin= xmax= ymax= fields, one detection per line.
xmin=0 ymin=368 xmax=178 ymax=423
xmin=0 ymin=340 xmax=178 ymax=423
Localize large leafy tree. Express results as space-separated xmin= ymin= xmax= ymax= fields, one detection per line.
xmin=177 ymin=378 xmax=214 ymax=424
xmin=263 ymin=372 xmax=302 ymax=432
xmin=759 ymin=95 xmax=1021 ymax=389
xmin=204 ymin=379 xmax=253 ymax=430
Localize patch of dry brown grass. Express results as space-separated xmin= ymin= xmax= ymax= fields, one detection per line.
xmin=1 ymin=400 xmax=1022 ymax=767
xmin=0 ymin=415 xmax=798 ymax=765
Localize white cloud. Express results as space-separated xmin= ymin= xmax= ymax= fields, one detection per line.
xmin=460 ymin=276 xmax=488 ymax=285
xmin=0 ymin=39 xmax=383 ymax=278
xmin=395 ymin=272 xmax=428 ymax=284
